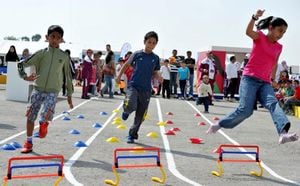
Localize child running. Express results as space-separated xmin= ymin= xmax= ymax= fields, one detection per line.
xmin=206 ymin=9 xmax=299 ymax=144
xmin=196 ymin=75 xmax=212 ymax=113
xmin=116 ymin=31 xmax=162 ymax=143
xmin=17 ymin=25 xmax=74 ymax=153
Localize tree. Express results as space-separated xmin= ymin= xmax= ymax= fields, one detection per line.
xmin=4 ymin=36 xmax=18 ymax=40
xmin=31 ymin=34 xmax=41 ymax=42
xmin=21 ymin=36 xmax=30 ymax=41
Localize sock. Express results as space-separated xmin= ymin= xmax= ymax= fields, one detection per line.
xmin=206 ymin=123 xmax=221 ymax=134
xmin=279 ymin=133 xmax=299 ymax=144
xmin=27 ymin=136 xmax=33 ymax=144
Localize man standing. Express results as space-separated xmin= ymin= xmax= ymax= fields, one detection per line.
xmin=169 ymin=49 xmax=180 ymax=97
xmin=224 ymin=56 xmax=239 ymax=101
xmin=185 ymin=51 xmax=195 ymax=99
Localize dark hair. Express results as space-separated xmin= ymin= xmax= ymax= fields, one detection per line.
xmin=125 ymin=51 xmax=132 ymax=59
xmin=48 ymin=25 xmax=64 ymax=37
xmin=164 ymin=59 xmax=169 ymax=63
xmin=65 ymin=49 xmax=71 ymax=55
xmin=187 ymin=51 xmax=192 ymax=54
xmin=7 ymin=45 xmax=16 ymax=53
xmin=144 ymin=31 xmax=158 ymax=42
xmin=230 ymin=56 xmax=236 ymax=62
xmin=95 ymin=51 xmax=102 ymax=56
xmin=105 ymin=51 xmax=114 ymax=64
xmin=5 ymin=45 xmax=19 ymax=61
xmin=294 ymin=80 xmax=299 ymax=85
xmin=256 ymin=16 xmax=288 ymax=30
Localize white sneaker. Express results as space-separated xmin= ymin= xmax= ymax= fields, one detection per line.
xmin=206 ymin=123 xmax=221 ymax=134
xmin=279 ymin=133 xmax=299 ymax=144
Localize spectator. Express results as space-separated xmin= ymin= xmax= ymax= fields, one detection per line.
xmin=5 ymin=45 xmax=19 ymax=65
xmin=283 ymin=80 xmax=300 ymax=115
xmin=20 ymin=48 xmax=30 ymax=60
xmin=81 ymin=49 xmax=93 ymax=99
xmin=224 ymin=56 xmax=239 ymax=101
xmin=185 ymin=51 xmax=196 ymax=99
xmin=62 ymin=49 xmax=75 ymax=96
xmin=160 ymin=59 xmax=171 ymax=98
xmin=101 ymin=51 xmax=115 ymax=98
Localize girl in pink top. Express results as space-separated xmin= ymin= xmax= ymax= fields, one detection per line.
xmin=207 ymin=9 xmax=298 ymax=144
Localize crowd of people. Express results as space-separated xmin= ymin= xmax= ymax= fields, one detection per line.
xmin=3 ymin=38 xmax=299 ymax=117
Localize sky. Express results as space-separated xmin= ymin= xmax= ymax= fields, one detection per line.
xmin=0 ymin=0 xmax=299 ymax=65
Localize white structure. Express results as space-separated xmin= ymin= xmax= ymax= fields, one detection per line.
xmin=6 ymin=62 xmax=31 ymax=102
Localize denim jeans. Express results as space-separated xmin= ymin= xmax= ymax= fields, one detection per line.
xmin=188 ymin=74 xmax=194 ymax=96
xmin=219 ymin=75 xmax=290 ymax=135
xmin=102 ymin=75 xmax=114 ymax=97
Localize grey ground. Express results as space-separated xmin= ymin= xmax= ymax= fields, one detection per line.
xmin=0 ymin=85 xmax=299 ymax=186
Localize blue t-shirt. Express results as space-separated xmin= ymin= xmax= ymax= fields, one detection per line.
xmin=128 ymin=50 xmax=160 ymax=91
xmin=178 ymin=67 xmax=190 ymax=80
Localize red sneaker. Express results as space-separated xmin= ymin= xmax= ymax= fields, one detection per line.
xmin=21 ymin=141 xmax=33 ymax=153
xmin=39 ymin=122 xmax=49 ymax=138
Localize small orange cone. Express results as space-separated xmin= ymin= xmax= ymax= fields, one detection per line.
xmin=113 ymin=117 xmax=122 ymax=122
xmin=116 ymin=124 xmax=127 ymax=129
xmin=198 ymin=122 xmax=206 ymax=126
xmin=106 ymin=137 xmax=120 ymax=143
xmin=213 ymin=117 xmax=220 ymax=120
xmin=165 ymin=130 xmax=176 ymax=135
xmin=194 ymin=113 xmax=201 ymax=117
xmin=147 ymin=132 xmax=159 ymax=138
xmin=112 ymin=120 xmax=122 ymax=125
xmin=157 ymin=121 xmax=166 ymax=126
xmin=112 ymin=109 xmax=120 ymax=113
xmin=165 ymin=120 xmax=174 ymax=124
xmin=189 ymin=138 xmax=203 ymax=144
xmin=171 ymin=127 xmax=181 ymax=132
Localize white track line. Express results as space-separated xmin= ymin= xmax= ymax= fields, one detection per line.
xmin=186 ymin=101 xmax=300 ymax=186
xmin=156 ymin=99 xmax=202 ymax=186
xmin=0 ymin=99 xmax=91 ymax=145
xmin=64 ymin=103 xmax=123 ymax=186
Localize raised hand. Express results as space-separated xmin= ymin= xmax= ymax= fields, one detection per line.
xmin=255 ymin=9 xmax=265 ymax=18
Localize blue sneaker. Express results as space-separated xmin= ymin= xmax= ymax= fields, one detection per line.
xmin=122 ymin=112 xmax=129 ymax=121
xmin=126 ymin=136 xmax=134 ymax=143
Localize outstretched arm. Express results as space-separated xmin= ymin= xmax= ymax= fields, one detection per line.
xmin=246 ymin=9 xmax=265 ymax=40
xmin=115 ymin=62 xmax=130 ymax=84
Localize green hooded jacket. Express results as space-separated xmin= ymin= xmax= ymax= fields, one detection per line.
xmin=17 ymin=47 xmax=73 ymax=96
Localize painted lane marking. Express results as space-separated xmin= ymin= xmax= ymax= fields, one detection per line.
xmin=186 ymin=101 xmax=300 ymax=185
xmin=156 ymin=99 xmax=202 ymax=186
xmin=0 ymin=99 xmax=91 ymax=145
xmin=64 ymin=103 xmax=123 ymax=186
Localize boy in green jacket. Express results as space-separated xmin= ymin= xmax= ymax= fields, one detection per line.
xmin=17 ymin=25 xmax=73 ymax=153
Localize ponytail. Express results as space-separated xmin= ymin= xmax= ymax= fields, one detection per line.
xmin=256 ymin=16 xmax=288 ymax=30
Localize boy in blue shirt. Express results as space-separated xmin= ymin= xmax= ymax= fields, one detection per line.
xmin=177 ymin=61 xmax=190 ymax=99
xmin=116 ymin=31 xmax=162 ymax=143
